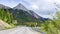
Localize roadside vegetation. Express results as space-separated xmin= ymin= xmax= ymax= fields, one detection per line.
xmin=0 ymin=8 xmax=15 ymax=29
xmin=40 ymin=4 xmax=60 ymax=34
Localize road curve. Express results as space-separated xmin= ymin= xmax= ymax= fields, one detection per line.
xmin=0 ymin=26 xmax=41 ymax=34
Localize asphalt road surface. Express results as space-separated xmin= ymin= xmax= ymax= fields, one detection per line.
xmin=0 ymin=26 xmax=42 ymax=34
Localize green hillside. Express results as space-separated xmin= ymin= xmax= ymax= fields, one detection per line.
xmin=8 ymin=9 xmax=41 ymax=26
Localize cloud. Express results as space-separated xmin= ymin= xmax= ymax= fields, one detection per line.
xmin=23 ymin=0 xmax=58 ymax=18
xmin=0 ymin=0 xmax=21 ymax=8
xmin=21 ymin=0 xmax=59 ymax=18
xmin=40 ymin=15 xmax=53 ymax=19
xmin=0 ymin=0 xmax=60 ymax=18
xmin=54 ymin=0 xmax=60 ymax=4
xmin=22 ymin=0 xmax=54 ymax=10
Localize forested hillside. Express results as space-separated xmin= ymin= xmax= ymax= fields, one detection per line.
xmin=0 ymin=9 xmax=14 ymax=24
xmin=0 ymin=8 xmax=15 ymax=29
xmin=7 ymin=9 xmax=42 ymax=26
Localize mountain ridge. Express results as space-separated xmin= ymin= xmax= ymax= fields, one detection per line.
xmin=0 ymin=3 xmax=49 ymax=22
xmin=0 ymin=4 xmax=11 ymax=9
xmin=13 ymin=3 xmax=29 ymax=11
xmin=13 ymin=3 xmax=42 ymax=19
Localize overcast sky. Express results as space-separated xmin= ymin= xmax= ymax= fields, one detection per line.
xmin=0 ymin=0 xmax=60 ymax=19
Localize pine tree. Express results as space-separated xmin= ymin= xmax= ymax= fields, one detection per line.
xmin=0 ymin=8 xmax=14 ymax=24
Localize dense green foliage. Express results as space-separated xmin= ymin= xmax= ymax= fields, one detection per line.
xmin=0 ymin=8 xmax=14 ymax=25
xmin=40 ymin=11 xmax=60 ymax=34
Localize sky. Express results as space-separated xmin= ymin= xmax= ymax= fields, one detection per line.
xmin=0 ymin=0 xmax=60 ymax=19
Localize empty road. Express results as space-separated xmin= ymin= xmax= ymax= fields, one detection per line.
xmin=0 ymin=26 xmax=42 ymax=34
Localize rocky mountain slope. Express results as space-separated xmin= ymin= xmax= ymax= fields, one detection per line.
xmin=0 ymin=3 xmax=49 ymax=26
xmin=0 ymin=4 xmax=11 ymax=9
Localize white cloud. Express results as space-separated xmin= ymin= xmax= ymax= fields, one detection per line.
xmin=0 ymin=0 xmax=60 ymax=18
xmin=24 ymin=0 xmax=54 ymax=10
xmin=41 ymin=15 xmax=53 ymax=19
xmin=23 ymin=0 xmax=58 ymax=18
xmin=54 ymin=0 xmax=60 ymax=4
xmin=30 ymin=4 xmax=39 ymax=10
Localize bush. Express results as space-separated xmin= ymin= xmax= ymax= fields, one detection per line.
xmin=40 ymin=11 xmax=60 ymax=34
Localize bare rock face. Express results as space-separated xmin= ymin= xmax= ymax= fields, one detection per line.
xmin=13 ymin=3 xmax=41 ymax=19
xmin=0 ymin=20 xmax=11 ymax=30
xmin=13 ymin=3 xmax=29 ymax=11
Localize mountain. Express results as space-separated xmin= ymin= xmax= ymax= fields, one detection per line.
xmin=13 ymin=3 xmax=28 ymax=11
xmin=13 ymin=3 xmax=41 ymax=19
xmin=13 ymin=3 xmax=48 ymax=21
xmin=0 ymin=4 xmax=11 ymax=9
xmin=0 ymin=3 xmax=49 ymax=26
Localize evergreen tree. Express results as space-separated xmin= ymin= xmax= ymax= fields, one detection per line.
xmin=0 ymin=8 xmax=14 ymax=25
